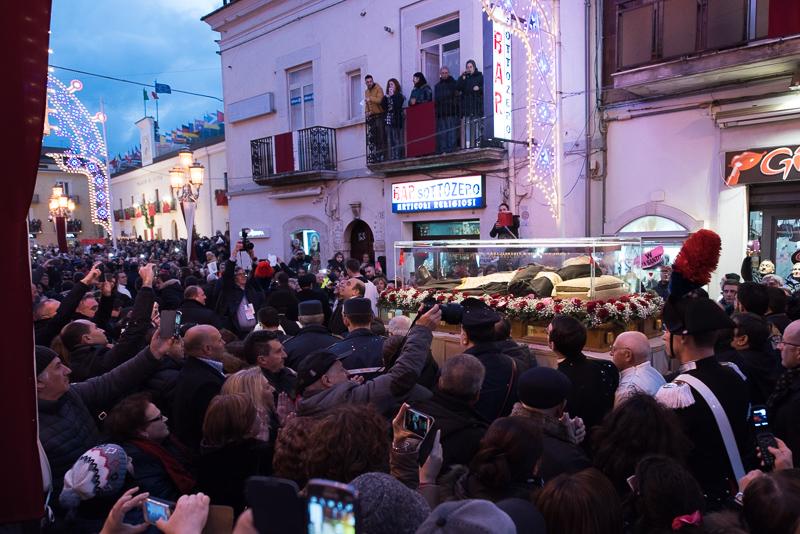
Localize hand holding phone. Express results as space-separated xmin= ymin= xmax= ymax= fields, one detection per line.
xmin=403 ymin=407 xmax=434 ymax=439
xmin=143 ymin=497 xmax=173 ymax=524
xmin=751 ymin=405 xmax=778 ymax=471
xmin=159 ymin=310 xmax=182 ymax=339
xmin=306 ymin=479 xmax=358 ymax=534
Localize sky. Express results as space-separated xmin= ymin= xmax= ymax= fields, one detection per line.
xmin=46 ymin=0 xmax=223 ymax=158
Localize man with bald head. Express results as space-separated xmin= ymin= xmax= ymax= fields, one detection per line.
xmin=769 ymin=319 xmax=800 ymax=457
xmin=610 ymin=331 xmax=665 ymax=406
xmin=172 ymin=324 xmax=226 ymax=450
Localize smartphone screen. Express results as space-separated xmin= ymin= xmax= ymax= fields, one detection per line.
xmin=159 ymin=310 xmax=182 ymax=339
xmin=752 ymin=406 xmax=769 ymax=429
xmin=404 ymin=408 xmax=431 ymax=438
xmin=143 ymin=498 xmax=172 ymax=524
xmin=307 ymin=479 xmax=358 ymax=534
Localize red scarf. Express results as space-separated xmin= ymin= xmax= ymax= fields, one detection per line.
xmin=129 ymin=438 xmax=196 ymax=494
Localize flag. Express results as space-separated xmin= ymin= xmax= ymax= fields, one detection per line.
xmin=194 ymin=119 xmax=205 ymax=131
xmin=151 ymin=91 xmax=159 ymax=100
xmin=216 ymin=110 xmax=224 ymax=122
xmin=204 ymin=113 xmax=214 ymax=123
xmin=154 ymin=82 xmax=172 ymax=94
xmin=143 ymin=88 xmax=149 ymax=101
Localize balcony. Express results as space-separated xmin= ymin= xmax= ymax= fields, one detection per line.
xmin=608 ymin=0 xmax=800 ymax=100
xmin=365 ymin=101 xmax=506 ymax=175
xmin=251 ymin=126 xmax=338 ymax=186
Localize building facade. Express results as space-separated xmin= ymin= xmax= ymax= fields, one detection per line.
xmin=203 ymin=0 xmax=596 ymax=277
xmin=110 ymin=136 xmax=229 ymax=241
xmin=29 ymin=147 xmax=99 ymax=247
xmin=600 ymin=0 xmax=800 ymax=290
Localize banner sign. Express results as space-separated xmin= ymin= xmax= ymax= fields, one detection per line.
xmin=391 ymin=175 xmax=486 ymax=213
xmin=491 ymin=14 xmax=513 ymax=139
xmin=725 ymin=145 xmax=800 ymax=185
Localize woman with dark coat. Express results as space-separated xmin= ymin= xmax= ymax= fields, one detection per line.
xmin=457 ymin=60 xmax=484 ymax=117
xmin=197 ymin=393 xmax=273 ymax=515
xmin=409 ymin=72 xmax=433 ymax=106
xmin=382 ymin=78 xmax=406 ymax=160
xmin=104 ymin=392 xmax=196 ymax=502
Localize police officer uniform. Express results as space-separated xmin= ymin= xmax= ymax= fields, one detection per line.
xmin=656 ymin=294 xmax=751 ymax=507
xmin=283 ymin=300 xmax=340 ymax=370
xmin=461 ymin=298 xmax=519 ymax=422
xmin=327 ymin=298 xmax=385 ymax=370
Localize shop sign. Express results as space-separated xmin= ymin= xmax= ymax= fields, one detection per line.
xmin=725 ymin=145 xmax=800 ymax=185
xmin=391 ymin=175 xmax=486 ymax=213
xmin=491 ymin=15 xmax=513 ymax=139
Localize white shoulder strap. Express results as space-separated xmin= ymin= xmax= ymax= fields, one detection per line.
xmin=675 ymin=373 xmax=745 ymax=481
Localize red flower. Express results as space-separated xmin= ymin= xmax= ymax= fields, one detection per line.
xmin=619 ymin=295 xmax=630 ymax=303
xmin=586 ymin=302 xmax=598 ymax=313
xmin=554 ymin=304 xmax=563 ymax=314
xmin=571 ymin=298 xmax=582 ymax=306
xmin=607 ymin=298 xmax=617 ymax=304
xmin=535 ymin=302 xmax=546 ymax=311
xmin=597 ymin=308 xmax=610 ymax=320
xmin=515 ymin=301 xmax=526 ymax=309
xmin=436 ymin=294 xmax=446 ymax=302
xmin=388 ymin=294 xmax=397 ymax=302
xmin=615 ymin=303 xmax=626 ymax=311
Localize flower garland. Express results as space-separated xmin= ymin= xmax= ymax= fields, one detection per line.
xmin=140 ymin=203 xmax=155 ymax=229
xmin=379 ymin=288 xmax=663 ymax=328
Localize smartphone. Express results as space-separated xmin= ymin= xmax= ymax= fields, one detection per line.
xmin=245 ymin=476 xmax=304 ymax=534
xmin=306 ymin=479 xmax=358 ymax=534
xmin=159 ymin=310 xmax=182 ymax=339
xmin=404 ymin=407 xmax=434 ymax=439
xmin=751 ymin=405 xmax=778 ymax=470
xmin=143 ymin=497 xmax=173 ymax=524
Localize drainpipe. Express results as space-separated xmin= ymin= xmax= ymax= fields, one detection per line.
xmin=584 ymin=0 xmax=592 ymax=236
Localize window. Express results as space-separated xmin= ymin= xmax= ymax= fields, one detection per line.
xmin=619 ymin=216 xmax=686 ymax=233
xmin=288 ymin=65 xmax=314 ymax=130
xmin=419 ymin=17 xmax=460 ymax=86
xmin=55 ymin=180 xmax=70 ymax=197
xmin=347 ymin=70 xmax=362 ymax=120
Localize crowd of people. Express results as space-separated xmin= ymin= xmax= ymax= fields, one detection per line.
xmin=365 ymin=59 xmax=485 ymax=161
xmin=25 ymin=230 xmax=800 ymax=533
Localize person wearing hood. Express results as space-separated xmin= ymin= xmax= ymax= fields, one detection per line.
xmin=409 ymin=72 xmax=432 ymax=106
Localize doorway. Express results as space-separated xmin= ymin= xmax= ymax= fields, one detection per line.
xmin=749 ymin=182 xmax=800 ymax=280
xmin=349 ymin=220 xmax=374 ymax=263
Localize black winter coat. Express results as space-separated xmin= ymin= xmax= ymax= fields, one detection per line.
xmin=283 ymin=324 xmax=339 ymax=370
xmin=329 ymin=301 xmax=347 ymax=336
xmin=456 ymin=70 xmax=484 ymax=117
xmin=35 ymin=280 xmax=90 ymax=347
xmin=770 ymin=372 xmax=800 ymax=458
xmin=157 ymin=280 xmax=183 ymax=311
xmin=558 ymin=354 xmax=619 ymax=434
xmin=171 ymin=357 xmax=225 ymax=452
xmin=266 ymin=286 xmax=299 ymax=321
xmin=464 ymin=342 xmax=518 ymax=422
xmin=218 ymin=259 xmax=266 ymax=337
xmin=197 ymin=439 xmax=273 ymax=515
xmin=434 ymin=76 xmax=459 ymax=118
xmin=69 ymin=287 xmax=155 ymax=382
xmin=177 ymin=299 xmax=224 ymax=330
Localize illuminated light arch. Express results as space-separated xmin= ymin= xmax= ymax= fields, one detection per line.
xmin=481 ymin=0 xmax=560 ymax=221
xmin=45 ymin=75 xmax=112 ymax=233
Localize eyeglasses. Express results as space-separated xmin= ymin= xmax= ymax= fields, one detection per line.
xmin=778 ymin=340 xmax=800 ymax=349
xmin=146 ymin=413 xmax=166 ymax=424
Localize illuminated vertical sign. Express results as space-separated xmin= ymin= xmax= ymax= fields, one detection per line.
xmin=492 ymin=15 xmax=513 ymax=139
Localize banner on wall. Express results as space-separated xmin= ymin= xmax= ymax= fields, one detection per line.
xmin=391 ymin=175 xmax=486 ymax=213
xmin=725 ymin=144 xmax=800 ymax=185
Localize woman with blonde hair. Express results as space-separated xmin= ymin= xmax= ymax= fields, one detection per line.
xmin=221 ymin=367 xmax=274 ymax=442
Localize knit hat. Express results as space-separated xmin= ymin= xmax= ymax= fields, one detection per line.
xmin=59 ymin=444 xmax=130 ymax=509
xmin=350 ymin=473 xmax=430 ymax=534
xmin=35 ymin=346 xmax=58 ymax=376
xmin=255 ymin=261 xmax=274 ymax=279
xmin=416 ymin=500 xmax=516 ymax=534
xmin=518 ymin=367 xmax=572 ymax=409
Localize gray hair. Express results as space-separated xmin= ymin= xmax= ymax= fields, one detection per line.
xmin=438 ymin=354 xmax=486 ymax=399
xmin=387 ymin=315 xmax=412 ymax=336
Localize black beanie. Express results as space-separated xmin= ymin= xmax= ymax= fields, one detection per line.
xmin=35 ymin=346 xmax=58 ymax=376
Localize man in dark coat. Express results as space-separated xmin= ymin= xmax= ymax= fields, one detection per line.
xmin=768 ymin=319 xmax=800 ymax=463
xmin=329 ymin=278 xmax=364 ymax=336
xmin=509 ymin=367 xmax=591 ymax=482
xmin=296 ymin=274 xmax=331 ymax=326
xmin=218 ymin=243 xmax=266 ymax=338
xmin=178 ymin=285 xmax=224 ymax=329
xmin=34 ymin=265 xmax=99 ymax=347
xmin=409 ymin=354 xmax=488 ymax=471
xmin=171 ymin=325 xmax=227 ymax=451
xmin=434 ymin=66 xmax=459 ymax=153
xmin=461 ymin=298 xmax=518 ymax=422
xmin=36 ymin=336 xmax=176 ymax=499
xmin=656 ymin=296 xmax=750 ymax=507
xmin=283 ymin=300 xmax=340 ymax=370
xmin=265 ymin=271 xmax=299 ymax=322
xmin=549 ymin=316 xmax=618 ymax=437
xmin=724 ymin=312 xmax=782 ymax=405
xmin=60 ymin=267 xmax=156 ymax=383
xmin=327 ymin=298 xmax=385 ymax=370
xmin=243 ymin=329 xmax=297 ymax=399
xmin=494 ymin=316 xmax=537 ymax=373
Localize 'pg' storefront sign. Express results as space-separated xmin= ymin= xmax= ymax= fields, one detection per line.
xmin=391 ymin=176 xmax=486 ymax=213
xmin=725 ymin=145 xmax=800 ymax=185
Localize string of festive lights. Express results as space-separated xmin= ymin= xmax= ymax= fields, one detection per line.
xmin=480 ymin=0 xmax=560 ymax=221
xmin=45 ymin=74 xmax=112 ymax=234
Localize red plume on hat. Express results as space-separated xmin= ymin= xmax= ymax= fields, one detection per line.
xmin=669 ymin=229 xmax=721 ymax=297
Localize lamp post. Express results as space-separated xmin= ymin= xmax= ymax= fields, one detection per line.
xmin=169 ymin=147 xmax=205 ymax=259
xmin=48 ymin=185 xmax=75 ymax=253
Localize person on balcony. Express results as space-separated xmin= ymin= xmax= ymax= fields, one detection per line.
xmin=364 ymin=74 xmax=386 ymax=162
xmin=382 ymin=78 xmax=406 ymax=161
xmin=435 ymin=66 xmax=459 ymax=153
xmin=457 ymin=60 xmax=484 ymax=147
xmin=409 ymin=72 xmax=432 ymax=106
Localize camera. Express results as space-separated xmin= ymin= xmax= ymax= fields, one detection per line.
xmin=240 ymin=228 xmax=255 ymax=251
xmin=420 ymin=297 xmax=463 ymax=324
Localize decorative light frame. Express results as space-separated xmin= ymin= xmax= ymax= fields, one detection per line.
xmin=481 ymin=0 xmax=560 ymax=221
xmin=45 ymin=75 xmax=112 ymax=233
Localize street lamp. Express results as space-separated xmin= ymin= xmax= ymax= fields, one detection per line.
xmin=48 ymin=185 xmax=75 ymax=252
xmin=169 ymin=147 xmax=205 ymax=258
